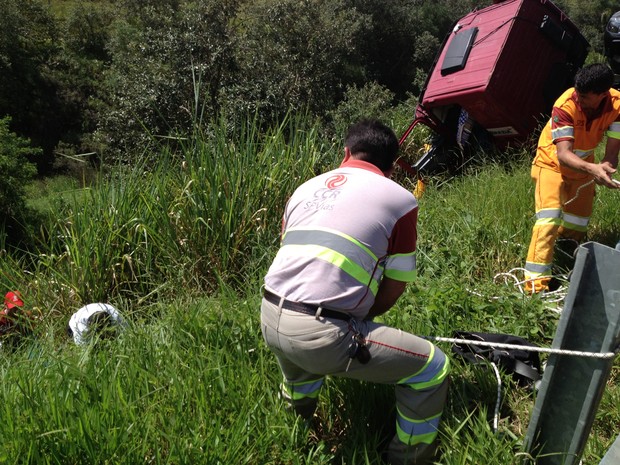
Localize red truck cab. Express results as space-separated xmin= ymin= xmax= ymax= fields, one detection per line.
xmin=399 ymin=0 xmax=589 ymax=178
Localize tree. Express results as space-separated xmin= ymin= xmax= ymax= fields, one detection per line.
xmin=0 ymin=0 xmax=61 ymax=171
xmin=0 ymin=117 xmax=39 ymax=247
xmin=555 ymin=0 xmax=617 ymax=54
xmin=95 ymin=0 xmax=240 ymax=163
xmin=221 ymin=0 xmax=368 ymax=125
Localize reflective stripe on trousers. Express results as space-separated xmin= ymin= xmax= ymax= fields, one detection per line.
xmin=260 ymin=297 xmax=450 ymax=464
xmin=525 ymin=165 xmax=593 ymax=292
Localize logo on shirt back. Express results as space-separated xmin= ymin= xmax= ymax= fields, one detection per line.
xmin=326 ymin=174 xmax=347 ymax=189
xmin=304 ymin=174 xmax=347 ymax=211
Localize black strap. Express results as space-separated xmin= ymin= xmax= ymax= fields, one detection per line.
xmin=263 ymin=289 xmax=351 ymax=321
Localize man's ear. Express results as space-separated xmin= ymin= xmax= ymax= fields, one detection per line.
xmin=343 ymin=147 xmax=352 ymax=162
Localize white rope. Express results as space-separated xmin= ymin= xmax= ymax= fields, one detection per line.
xmin=490 ymin=361 xmax=501 ymax=433
xmin=562 ymin=179 xmax=595 ymax=207
xmin=465 ymin=268 xmax=568 ymax=314
xmin=427 ymin=335 xmax=617 ymax=437
xmin=425 ymin=335 xmax=618 ymax=359
xmin=492 ymin=267 xmax=569 ymax=300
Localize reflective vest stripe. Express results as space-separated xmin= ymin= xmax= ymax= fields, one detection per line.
xmin=283 ymin=378 xmax=324 ymax=400
xmin=280 ymin=244 xmax=381 ymax=295
xmin=282 ymin=228 xmax=384 ymax=291
xmin=399 ymin=345 xmax=451 ymax=390
xmin=283 ymin=228 xmax=377 ymax=260
xmin=284 ymin=226 xmax=376 ymax=251
xmin=396 ymin=409 xmax=442 ymax=445
xmin=552 ymin=126 xmax=573 ymax=139
xmin=384 ymin=253 xmax=417 ymax=281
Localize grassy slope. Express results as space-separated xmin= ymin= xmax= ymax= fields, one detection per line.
xmin=1 ymin=128 xmax=619 ymax=464
xmin=12 ymin=3 xmax=615 ymax=460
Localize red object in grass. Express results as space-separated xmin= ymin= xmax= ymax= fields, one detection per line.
xmin=4 ymin=290 xmax=24 ymax=309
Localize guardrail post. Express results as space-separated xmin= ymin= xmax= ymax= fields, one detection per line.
xmin=524 ymin=242 xmax=620 ymax=465
xmin=600 ymin=433 xmax=620 ymax=465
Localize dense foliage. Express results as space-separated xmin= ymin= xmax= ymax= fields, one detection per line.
xmin=0 ymin=117 xmax=39 ymax=247
xmin=4 ymin=0 xmax=615 ymax=170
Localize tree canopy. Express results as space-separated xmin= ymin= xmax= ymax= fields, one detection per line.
xmin=0 ymin=0 xmax=614 ymax=169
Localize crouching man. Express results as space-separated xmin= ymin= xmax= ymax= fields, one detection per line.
xmin=260 ymin=119 xmax=450 ymax=464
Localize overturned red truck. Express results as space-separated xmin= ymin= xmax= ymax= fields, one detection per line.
xmin=398 ymin=0 xmax=589 ymax=178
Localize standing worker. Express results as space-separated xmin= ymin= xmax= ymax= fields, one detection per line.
xmin=524 ymin=63 xmax=620 ymax=293
xmin=260 ymin=119 xmax=450 ymax=464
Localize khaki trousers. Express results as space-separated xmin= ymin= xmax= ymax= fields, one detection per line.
xmin=260 ymin=298 xmax=450 ymax=465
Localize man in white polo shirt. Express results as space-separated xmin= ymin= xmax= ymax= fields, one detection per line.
xmin=261 ymin=119 xmax=450 ymax=465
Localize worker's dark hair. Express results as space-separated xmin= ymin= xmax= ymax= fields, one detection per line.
xmin=344 ymin=119 xmax=399 ymax=172
xmin=574 ymin=63 xmax=614 ymax=94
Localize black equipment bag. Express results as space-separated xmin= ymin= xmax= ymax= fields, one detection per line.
xmin=451 ymin=331 xmax=543 ymax=386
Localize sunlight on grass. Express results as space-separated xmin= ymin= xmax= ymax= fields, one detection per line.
xmin=0 ymin=118 xmax=618 ymax=464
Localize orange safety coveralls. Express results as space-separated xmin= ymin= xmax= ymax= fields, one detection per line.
xmin=525 ymin=87 xmax=620 ymax=292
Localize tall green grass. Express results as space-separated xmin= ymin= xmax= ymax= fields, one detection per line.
xmin=3 ymin=114 xmax=333 ymax=317
xmin=0 ymin=115 xmax=618 ymax=464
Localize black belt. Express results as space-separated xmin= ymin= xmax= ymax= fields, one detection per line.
xmin=263 ymin=289 xmax=351 ymax=321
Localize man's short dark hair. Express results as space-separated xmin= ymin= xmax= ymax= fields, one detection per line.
xmin=574 ymin=63 xmax=615 ymax=94
xmin=344 ymin=119 xmax=399 ymax=172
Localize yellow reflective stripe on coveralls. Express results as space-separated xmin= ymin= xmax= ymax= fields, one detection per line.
xmin=561 ymin=212 xmax=589 ymax=232
xmin=282 ymin=377 xmax=324 ymax=400
xmin=525 ymin=262 xmax=551 ymax=274
xmin=282 ymin=228 xmax=382 ymax=295
xmin=535 ymin=208 xmax=562 ymax=226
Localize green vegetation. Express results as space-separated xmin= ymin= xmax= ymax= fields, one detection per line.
xmin=0 ymin=117 xmax=40 ymax=248
xmin=2 ymin=0 xmax=619 ymax=464
xmin=4 ymin=0 xmax=615 ymax=172
xmin=1 ymin=115 xmax=618 ymax=464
